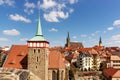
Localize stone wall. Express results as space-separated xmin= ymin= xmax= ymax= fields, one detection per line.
xmin=48 ymin=69 xmax=65 ymax=80
xmin=28 ymin=48 xmax=48 ymax=80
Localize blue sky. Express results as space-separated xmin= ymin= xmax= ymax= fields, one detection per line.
xmin=0 ymin=0 xmax=120 ymax=48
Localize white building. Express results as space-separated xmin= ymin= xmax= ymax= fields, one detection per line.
xmin=77 ymin=52 xmax=93 ymax=70
xmin=108 ymin=55 xmax=120 ymax=69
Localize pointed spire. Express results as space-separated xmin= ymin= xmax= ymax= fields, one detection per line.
xmin=99 ymin=36 xmax=102 ymax=46
xmin=66 ymin=32 xmax=70 ymax=47
xmin=99 ymin=36 xmax=102 ymax=43
xmin=29 ymin=10 xmax=46 ymax=41
xmin=67 ymin=32 xmax=70 ymax=39
xmin=36 ymin=11 xmax=42 ymax=36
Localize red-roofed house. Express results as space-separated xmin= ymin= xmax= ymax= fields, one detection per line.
xmin=107 ymin=55 xmax=120 ymax=69
xmin=3 ymin=46 xmax=67 ymax=80
xmin=3 ymin=45 xmax=28 ymax=69
xmin=103 ymin=68 xmax=120 ymax=80
xmin=2 ymin=14 xmax=67 ymax=80
xmin=48 ymin=51 xmax=66 ymax=80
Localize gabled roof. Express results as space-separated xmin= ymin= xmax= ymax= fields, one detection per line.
xmin=70 ymin=42 xmax=84 ymax=48
xmin=3 ymin=45 xmax=28 ymax=69
xmin=103 ymin=68 xmax=119 ymax=77
xmin=49 ymin=51 xmax=65 ymax=69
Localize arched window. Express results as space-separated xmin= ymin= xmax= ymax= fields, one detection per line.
xmin=52 ymin=71 xmax=57 ymax=80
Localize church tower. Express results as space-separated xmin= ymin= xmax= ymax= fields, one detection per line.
xmin=65 ymin=32 xmax=70 ymax=47
xmin=99 ymin=36 xmax=102 ymax=47
xmin=27 ymin=13 xmax=49 ymax=80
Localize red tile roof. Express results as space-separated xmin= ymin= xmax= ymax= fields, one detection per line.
xmin=3 ymin=45 xmax=28 ymax=69
xmin=3 ymin=45 xmax=66 ymax=69
xmin=79 ymin=48 xmax=98 ymax=54
xmin=113 ymin=70 xmax=120 ymax=77
xmin=103 ymin=68 xmax=119 ymax=77
xmin=93 ymin=45 xmax=103 ymax=51
xmin=49 ymin=51 xmax=65 ymax=69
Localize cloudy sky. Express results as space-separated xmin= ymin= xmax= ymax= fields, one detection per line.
xmin=0 ymin=0 xmax=120 ymax=48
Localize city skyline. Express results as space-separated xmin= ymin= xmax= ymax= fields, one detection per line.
xmin=0 ymin=0 xmax=120 ymax=47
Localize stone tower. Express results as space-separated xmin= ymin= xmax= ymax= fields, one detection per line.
xmin=27 ymin=13 xmax=49 ymax=80
xmin=65 ymin=32 xmax=70 ymax=47
xmin=99 ymin=36 xmax=102 ymax=47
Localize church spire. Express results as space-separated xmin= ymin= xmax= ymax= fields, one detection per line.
xmin=36 ymin=11 xmax=42 ymax=36
xmin=65 ymin=32 xmax=70 ymax=47
xmin=99 ymin=36 xmax=102 ymax=46
xmin=67 ymin=32 xmax=70 ymax=39
xmin=29 ymin=11 xmax=46 ymax=41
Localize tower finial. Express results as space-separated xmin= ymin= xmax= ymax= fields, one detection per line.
xmin=36 ymin=10 xmax=42 ymax=36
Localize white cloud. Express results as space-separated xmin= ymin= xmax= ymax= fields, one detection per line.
xmin=24 ymin=1 xmax=35 ymax=14
xmin=57 ymin=3 xmax=66 ymax=10
xmin=69 ymin=8 xmax=74 ymax=13
xmin=72 ymin=36 xmax=77 ymax=39
xmin=107 ymin=27 xmax=114 ymax=30
xmin=91 ymin=30 xmax=100 ymax=37
xmin=95 ymin=30 xmax=100 ymax=34
xmin=3 ymin=29 xmax=20 ymax=36
xmin=44 ymin=11 xmax=69 ymax=22
xmin=37 ymin=1 xmax=41 ymax=9
xmin=69 ymin=0 xmax=78 ymax=4
xmin=0 ymin=38 xmax=8 ymax=42
xmin=111 ymin=34 xmax=120 ymax=41
xmin=0 ymin=0 xmax=15 ymax=6
xmin=24 ymin=8 xmax=34 ymax=15
xmin=81 ymin=34 xmax=87 ymax=37
xmin=9 ymin=14 xmax=31 ymax=23
xmin=113 ymin=19 xmax=120 ymax=26
xmin=91 ymin=33 xmax=95 ymax=36
xmin=20 ymin=38 xmax=28 ymax=41
xmin=105 ymin=35 xmax=120 ymax=47
xmin=39 ymin=0 xmax=78 ymax=22
xmin=5 ymin=0 xmax=15 ymax=6
xmin=41 ymin=0 xmax=57 ymax=9
xmin=49 ymin=28 xmax=58 ymax=32
xmin=24 ymin=2 xmax=35 ymax=8
xmin=0 ymin=0 xmax=4 ymax=5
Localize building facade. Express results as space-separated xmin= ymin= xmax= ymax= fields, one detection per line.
xmin=76 ymin=52 xmax=93 ymax=70
xmin=48 ymin=51 xmax=66 ymax=80
xmin=109 ymin=55 xmax=120 ymax=69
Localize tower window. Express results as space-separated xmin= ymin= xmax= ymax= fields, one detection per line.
xmin=34 ymin=49 xmax=36 ymax=53
xmin=37 ymin=56 xmax=38 ymax=62
xmin=38 ymin=49 xmax=40 ymax=53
